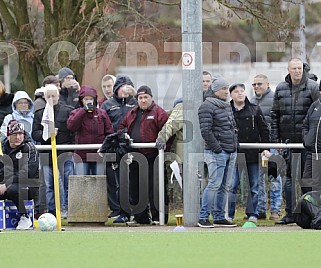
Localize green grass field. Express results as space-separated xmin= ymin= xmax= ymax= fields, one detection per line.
xmin=2 ymin=230 xmax=321 ymax=267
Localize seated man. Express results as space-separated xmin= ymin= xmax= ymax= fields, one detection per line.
xmin=293 ymin=191 xmax=321 ymax=229
xmin=0 ymin=120 xmax=39 ymax=229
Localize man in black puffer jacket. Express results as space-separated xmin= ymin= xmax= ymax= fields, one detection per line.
xmin=197 ymin=77 xmax=238 ymax=228
xmin=100 ymin=74 xmax=137 ymax=222
xmin=271 ymin=58 xmax=319 ymax=225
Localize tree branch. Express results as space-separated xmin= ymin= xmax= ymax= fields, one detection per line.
xmin=0 ymin=0 xmax=19 ymax=37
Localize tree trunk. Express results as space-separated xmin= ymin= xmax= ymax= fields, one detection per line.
xmin=19 ymin=53 xmax=39 ymax=97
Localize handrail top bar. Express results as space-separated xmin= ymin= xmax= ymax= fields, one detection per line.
xmin=33 ymin=142 xmax=304 ymax=151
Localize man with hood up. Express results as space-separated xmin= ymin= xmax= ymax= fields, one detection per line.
xmin=271 ymin=58 xmax=320 ymax=225
xmin=1 ymin=91 xmax=34 ymax=141
xmin=67 ymin=85 xmax=114 ymax=175
xmin=98 ymin=74 xmax=116 ymax=107
xmin=100 ymin=74 xmax=137 ymax=221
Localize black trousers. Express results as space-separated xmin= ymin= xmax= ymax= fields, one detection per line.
xmin=293 ymin=191 xmax=321 ymax=229
xmin=301 ymin=152 xmax=321 ymax=194
xmin=0 ymin=184 xmax=34 ymax=215
xmin=106 ymin=163 xmax=121 ymax=213
xmin=120 ymin=153 xmax=169 ymax=223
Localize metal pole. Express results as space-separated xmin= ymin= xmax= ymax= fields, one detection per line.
xmin=181 ymin=0 xmax=203 ymax=226
xmin=300 ymin=1 xmax=306 ymax=62
xmin=158 ymin=149 xmax=165 ymax=225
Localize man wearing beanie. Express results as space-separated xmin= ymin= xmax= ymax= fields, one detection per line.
xmin=100 ymin=74 xmax=137 ymax=221
xmin=0 ymin=119 xmax=39 ymax=229
xmin=198 ymin=77 xmax=238 ymax=228
xmin=58 ymin=66 xmax=80 ymax=108
xmin=119 ymin=85 xmax=169 ymax=225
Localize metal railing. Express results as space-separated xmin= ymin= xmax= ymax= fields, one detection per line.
xmin=34 ymin=142 xmax=304 ymax=226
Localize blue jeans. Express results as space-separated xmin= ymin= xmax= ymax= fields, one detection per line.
xmin=257 ymin=172 xmax=282 ymax=214
xmin=42 ymin=154 xmax=74 ymax=213
xmin=75 ymin=162 xmax=104 ymax=175
xmin=199 ymin=150 xmax=237 ymax=221
xmin=258 ymin=149 xmax=282 ymax=214
xmin=229 ymin=161 xmax=259 ymax=219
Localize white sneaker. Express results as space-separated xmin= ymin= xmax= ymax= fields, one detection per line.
xmin=16 ymin=215 xmax=32 ymax=230
xmin=248 ymin=216 xmax=258 ymax=223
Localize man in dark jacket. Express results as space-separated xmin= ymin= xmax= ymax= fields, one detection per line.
xmin=271 ymin=58 xmax=320 ymax=224
xmin=197 ymin=77 xmax=238 ymax=228
xmin=119 ymin=85 xmax=169 ymax=225
xmin=301 ymin=97 xmax=321 ymax=193
xmin=32 ymin=85 xmax=74 ymax=218
xmin=228 ymin=83 xmax=270 ymax=223
xmin=58 ymin=67 xmax=80 ymax=108
xmin=0 ymin=80 xmax=14 ymax=126
xmin=100 ymin=74 xmax=137 ymax=221
xmin=0 ymin=120 xmax=39 ymax=229
xmin=250 ymin=74 xmax=283 ymax=220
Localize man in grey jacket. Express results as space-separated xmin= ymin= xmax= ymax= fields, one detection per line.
xmin=250 ymin=74 xmax=282 ymax=221
xmin=197 ymin=77 xmax=238 ymax=228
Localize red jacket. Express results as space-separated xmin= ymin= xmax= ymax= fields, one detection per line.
xmin=67 ymin=108 xmax=114 ymax=162
xmin=119 ymin=101 xmax=168 ymax=156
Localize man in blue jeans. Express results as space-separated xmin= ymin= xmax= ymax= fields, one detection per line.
xmin=32 ymin=85 xmax=75 ymax=218
xmin=198 ymin=77 xmax=238 ymax=228
xmin=250 ymin=74 xmax=282 ymax=220
xmin=228 ymin=83 xmax=270 ymax=223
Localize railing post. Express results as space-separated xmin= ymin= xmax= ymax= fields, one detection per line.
xmin=158 ymin=149 xmax=165 ymax=225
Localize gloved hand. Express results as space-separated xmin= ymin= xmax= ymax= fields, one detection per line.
xmin=155 ymin=137 xmax=166 ymax=150
xmin=83 ymin=103 xmax=95 ymax=112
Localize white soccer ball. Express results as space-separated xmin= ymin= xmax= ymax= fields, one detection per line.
xmin=37 ymin=213 xmax=57 ymax=231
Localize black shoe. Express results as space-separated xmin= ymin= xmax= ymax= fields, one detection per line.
xmin=258 ymin=212 xmax=267 ymax=220
xmin=134 ymin=217 xmax=151 ymax=225
xmin=213 ymin=219 xmax=237 ymax=227
xmin=197 ymin=219 xmax=214 ymax=228
xmin=275 ymin=215 xmax=295 ymax=225
xmin=108 ymin=210 xmax=120 ymax=218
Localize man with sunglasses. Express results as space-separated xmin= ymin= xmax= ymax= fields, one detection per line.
xmin=250 ymin=74 xmax=282 ymax=221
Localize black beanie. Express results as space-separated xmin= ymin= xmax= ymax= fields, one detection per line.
xmin=137 ymin=85 xmax=153 ymax=97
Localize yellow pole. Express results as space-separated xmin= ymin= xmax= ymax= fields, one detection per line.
xmin=51 ymin=133 xmax=62 ymax=231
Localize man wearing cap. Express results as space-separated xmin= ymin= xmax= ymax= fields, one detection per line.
xmin=0 ymin=119 xmax=39 ymax=229
xmin=228 ymin=83 xmax=270 ymax=224
xmin=198 ymin=77 xmax=238 ymax=228
xmin=100 ymin=74 xmax=137 ymax=221
xmin=119 ymin=85 xmax=169 ymax=225
xmin=58 ymin=67 xmax=80 ymax=108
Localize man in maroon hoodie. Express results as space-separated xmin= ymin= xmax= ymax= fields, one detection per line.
xmin=119 ymin=85 xmax=169 ymax=225
xmin=67 ymin=85 xmax=114 ymax=175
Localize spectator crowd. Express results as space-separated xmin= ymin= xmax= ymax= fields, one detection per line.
xmin=1 ymin=58 xmax=321 ymax=229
